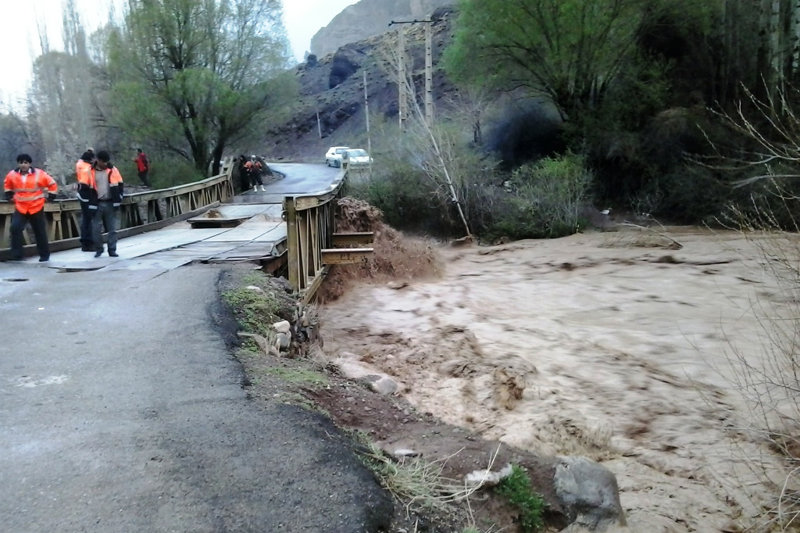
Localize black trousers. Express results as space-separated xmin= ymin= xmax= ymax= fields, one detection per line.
xmin=92 ymin=201 xmax=119 ymax=253
xmin=79 ymin=201 xmax=94 ymax=247
xmin=10 ymin=209 xmax=49 ymax=260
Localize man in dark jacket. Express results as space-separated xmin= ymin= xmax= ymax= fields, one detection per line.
xmin=75 ymin=150 xmax=96 ymax=251
xmin=88 ymin=151 xmax=124 ymax=257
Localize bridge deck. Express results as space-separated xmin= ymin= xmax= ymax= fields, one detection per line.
xmin=39 ymin=203 xmax=286 ymax=272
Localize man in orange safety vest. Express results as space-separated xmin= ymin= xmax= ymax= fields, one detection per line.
xmin=3 ymin=153 xmax=58 ymax=262
xmin=75 ymin=149 xmax=96 ymax=251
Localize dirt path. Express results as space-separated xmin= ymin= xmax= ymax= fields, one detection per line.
xmin=320 ymin=227 xmax=794 ymax=531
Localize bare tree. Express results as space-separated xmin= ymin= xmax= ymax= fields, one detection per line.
xmin=381 ymin=32 xmax=475 ymax=238
xmin=28 ymin=0 xmax=104 ymax=184
xmin=699 ymin=81 xmax=800 ymax=531
xmin=0 ymin=111 xmax=34 ymax=170
xmin=699 ymin=84 xmax=800 ymax=187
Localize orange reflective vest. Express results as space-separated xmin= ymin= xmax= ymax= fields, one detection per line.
xmin=75 ymin=159 xmax=93 ymax=203
xmin=4 ymin=167 xmax=58 ymax=215
xmin=76 ymin=159 xmax=92 ymax=185
xmin=89 ymin=166 xmax=124 ymax=188
xmin=87 ymin=165 xmax=124 ymax=206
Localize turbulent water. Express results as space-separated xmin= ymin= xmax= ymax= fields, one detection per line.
xmin=321 ymin=228 xmax=797 ymax=532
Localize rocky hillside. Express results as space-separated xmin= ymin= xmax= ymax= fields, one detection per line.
xmin=310 ymin=0 xmax=454 ymax=59
xmin=263 ymin=5 xmax=458 ymax=162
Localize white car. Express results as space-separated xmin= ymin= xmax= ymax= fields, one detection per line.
xmin=342 ymin=148 xmax=372 ymax=167
xmin=325 ymin=146 xmax=350 ymax=167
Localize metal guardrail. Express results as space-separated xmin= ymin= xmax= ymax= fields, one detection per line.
xmin=0 ymin=161 xmax=234 ymax=258
xmin=284 ymin=169 xmax=373 ymax=302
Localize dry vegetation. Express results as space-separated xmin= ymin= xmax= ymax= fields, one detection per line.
xmin=721 ymin=222 xmax=800 ymax=530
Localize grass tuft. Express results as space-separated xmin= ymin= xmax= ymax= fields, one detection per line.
xmin=222 ymin=273 xmax=285 ymax=338
xmin=494 ymin=464 xmax=545 ymax=532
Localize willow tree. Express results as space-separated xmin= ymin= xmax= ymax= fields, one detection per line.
xmin=108 ymin=0 xmax=295 ymax=175
xmin=443 ymin=0 xmax=718 ymax=124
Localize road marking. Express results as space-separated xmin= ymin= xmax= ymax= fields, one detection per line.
xmin=14 ymin=375 xmax=69 ymax=388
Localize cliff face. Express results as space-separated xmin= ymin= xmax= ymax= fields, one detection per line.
xmin=263 ymin=6 xmax=458 ymax=161
xmin=310 ymin=0 xmax=453 ymax=59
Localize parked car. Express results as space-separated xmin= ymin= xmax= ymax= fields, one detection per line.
xmin=325 ymin=146 xmax=350 ymax=167
xmin=342 ymin=148 xmax=372 ymax=167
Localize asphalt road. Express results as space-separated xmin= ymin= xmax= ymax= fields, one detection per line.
xmin=0 ymin=165 xmax=392 ymax=532
xmin=267 ymin=163 xmax=343 ymax=196
xmin=234 ymin=163 xmax=343 ymax=205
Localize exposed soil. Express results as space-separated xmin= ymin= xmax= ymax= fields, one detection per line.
xmin=235 ymin=338 xmax=568 ymax=532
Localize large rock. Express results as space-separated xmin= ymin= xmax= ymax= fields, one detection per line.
xmin=331 ymin=356 xmax=400 ymax=395
xmin=310 ymin=0 xmax=454 ymax=59
xmin=554 ymin=456 xmax=626 ymax=531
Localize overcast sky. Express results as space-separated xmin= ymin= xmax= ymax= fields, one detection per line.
xmin=0 ymin=0 xmax=357 ymax=110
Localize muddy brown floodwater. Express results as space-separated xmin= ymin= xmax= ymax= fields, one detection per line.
xmin=320 ymin=227 xmax=797 ymax=532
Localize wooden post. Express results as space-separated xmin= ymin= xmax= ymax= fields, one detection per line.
xmin=284 ymin=197 xmax=300 ymax=292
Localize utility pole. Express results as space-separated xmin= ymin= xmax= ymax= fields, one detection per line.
xmin=389 ymin=18 xmax=437 ymax=128
xmin=363 ymin=68 xmax=372 ymax=174
xmin=424 ymin=22 xmax=433 ymax=124
xmin=397 ymin=27 xmax=407 ymax=130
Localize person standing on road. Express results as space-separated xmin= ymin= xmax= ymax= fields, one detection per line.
xmin=133 ymin=148 xmax=150 ymax=187
xmin=249 ymin=155 xmax=265 ymax=192
xmin=75 ymin=150 xmax=96 ymax=252
xmin=89 ymin=151 xmax=124 ymax=258
xmin=3 ymin=153 xmax=58 ymax=262
xmin=235 ymin=154 xmax=250 ymax=193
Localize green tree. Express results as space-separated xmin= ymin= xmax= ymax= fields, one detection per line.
xmin=108 ymin=0 xmax=296 ymax=175
xmin=443 ymin=0 xmax=717 ymax=126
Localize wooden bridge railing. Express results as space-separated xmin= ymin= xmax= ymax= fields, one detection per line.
xmin=3 ymin=159 xmax=370 ymax=300
xmin=283 ymin=168 xmax=373 ymax=302
xmin=0 ymin=161 xmax=234 ymax=258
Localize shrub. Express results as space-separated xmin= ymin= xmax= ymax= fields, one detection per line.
xmin=487 ymin=152 xmax=591 ymax=239
xmin=710 ymin=188 xmax=800 ymax=529
xmin=651 ymin=164 xmax=729 ymax=223
xmin=118 ymin=154 xmax=205 ymax=189
xmin=346 ymin=161 xmax=450 ymax=236
xmin=494 ymin=465 xmax=546 ymax=532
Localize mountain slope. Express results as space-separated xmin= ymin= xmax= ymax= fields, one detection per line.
xmin=310 ymin=0 xmax=453 ymax=59
xmin=264 ymin=5 xmax=457 ymax=161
